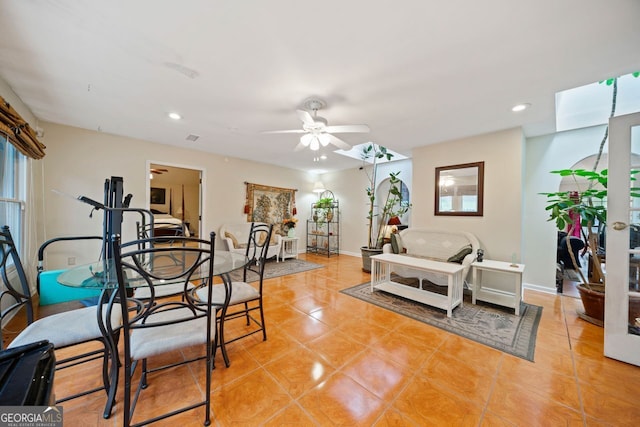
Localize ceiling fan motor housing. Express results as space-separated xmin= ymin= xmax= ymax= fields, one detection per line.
xmin=302 ymin=98 xmax=327 ymax=113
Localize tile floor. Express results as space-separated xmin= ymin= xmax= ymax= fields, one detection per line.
xmin=5 ymin=253 xmax=640 ymax=426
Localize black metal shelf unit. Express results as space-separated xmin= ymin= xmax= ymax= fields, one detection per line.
xmin=306 ymin=199 xmax=339 ymax=257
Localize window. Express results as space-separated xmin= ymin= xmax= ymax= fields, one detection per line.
xmin=0 ymin=134 xmax=26 ymax=257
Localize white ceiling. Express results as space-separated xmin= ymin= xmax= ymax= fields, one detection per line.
xmin=1 ymin=1 xmax=639 ymax=173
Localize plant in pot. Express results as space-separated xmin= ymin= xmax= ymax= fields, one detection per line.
xmin=282 ymin=217 xmax=298 ymax=237
xmin=542 ymin=168 xmax=640 ymax=325
xmin=313 ymin=196 xmax=335 ymax=226
xmin=542 ymin=72 xmax=640 ymax=325
xmin=360 ymin=144 xmax=411 ymax=271
xmin=373 ymin=171 xmax=411 ymax=247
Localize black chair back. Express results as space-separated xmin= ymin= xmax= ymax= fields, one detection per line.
xmin=0 ymin=226 xmax=33 ymax=349
xmin=242 ymin=222 xmax=274 ymax=288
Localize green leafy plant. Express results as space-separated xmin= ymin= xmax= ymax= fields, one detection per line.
xmin=541 ymin=168 xmax=640 ymax=288
xmin=313 ymin=197 xmax=335 ymax=226
xmin=362 ymin=144 xmax=394 ymax=249
xmin=373 ymin=171 xmax=411 ymax=248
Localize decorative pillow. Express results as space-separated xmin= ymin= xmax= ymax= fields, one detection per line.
xmin=257 ymin=231 xmax=278 ymax=246
xmin=447 ymin=245 xmax=473 ymax=264
xmin=225 ymin=231 xmax=239 ymax=248
xmin=391 ymin=233 xmax=405 ymax=254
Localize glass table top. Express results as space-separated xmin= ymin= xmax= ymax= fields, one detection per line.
xmin=58 ymin=250 xmax=248 ymax=289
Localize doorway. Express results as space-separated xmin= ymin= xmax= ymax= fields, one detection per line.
xmin=148 ymin=162 xmax=202 ymax=238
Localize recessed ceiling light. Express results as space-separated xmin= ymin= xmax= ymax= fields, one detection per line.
xmin=168 ymin=112 xmax=182 ymax=120
xmin=511 ymin=103 xmax=531 ymax=112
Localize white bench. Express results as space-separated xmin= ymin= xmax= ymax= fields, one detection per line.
xmin=382 ymin=228 xmax=480 ymax=287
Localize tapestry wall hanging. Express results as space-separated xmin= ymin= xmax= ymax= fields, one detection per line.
xmin=245 ymin=182 xmax=297 ymax=236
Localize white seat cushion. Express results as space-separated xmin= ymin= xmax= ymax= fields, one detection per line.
xmin=129 ymin=306 xmax=216 ymax=360
xmin=9 ymin=304 xmax=122 ymax=349
xmin=196 ymin=282 xmax=260 ymax=307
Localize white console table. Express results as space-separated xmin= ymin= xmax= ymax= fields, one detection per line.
xmin=370 ymin=253 xmax=464 ymax=317
xmin=471 ymin=260 xmax=525 ymax=315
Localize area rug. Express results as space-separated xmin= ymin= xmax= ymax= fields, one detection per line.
xmin=340 ymin=281 xmax=542 ymax=361
xmin=228 ymin=258 xmax=324 ymax=282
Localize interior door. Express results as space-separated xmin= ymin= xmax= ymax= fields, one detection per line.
xmin=605 ymin=111 xmax=640 ymax=366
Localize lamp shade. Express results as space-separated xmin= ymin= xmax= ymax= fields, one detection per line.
xmin=312 ymin=181 xmax=325 ymax=193
xmin=387 ymin=216 xmax=401 ymax=226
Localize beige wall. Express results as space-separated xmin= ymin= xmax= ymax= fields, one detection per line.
xmin=39 ymin=121 xmax=320 ymax=268
xmin=411 ymin=128 xmax=526 ymax=291
xmin=412 ymin=128 xmax=524 ymax=260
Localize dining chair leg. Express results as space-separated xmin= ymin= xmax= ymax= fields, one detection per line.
xmin=204 ymin=340 xmax=212 ymax=426
xmin=244 ymin=302 xmax=250 ymax=325
xmin=258 ymin=301 xmax=267 ymax=341
xmin=217 ymin=315 xmax=230 ymax=368
xmin=102 ymin=344 xmax=119 ymax=419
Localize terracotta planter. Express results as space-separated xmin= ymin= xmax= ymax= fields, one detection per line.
xmin=577 ymin=284 xmax=640 ymax=327
xmin=577 ymin=284 xmax=605 ymax=325
xmin=361 ymin=247 xmax=383 ymax=272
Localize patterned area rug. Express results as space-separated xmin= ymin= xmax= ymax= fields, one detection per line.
xmin=341 ymin=280 xmax=542 ymax=361
xmin=228 ymin=258 xmax=324 ymax=282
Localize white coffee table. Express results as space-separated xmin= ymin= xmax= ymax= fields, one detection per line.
xmin=471 ymin=260 xmax=525 ymax=315
xmin=279 ymin=236 xmax=299 ymax=261
xmin=370 ymin=253 xmax=464 ymax=317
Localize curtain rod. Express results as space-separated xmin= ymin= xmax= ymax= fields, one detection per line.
xmin=244 ymin=181 xmax=298 ymax=192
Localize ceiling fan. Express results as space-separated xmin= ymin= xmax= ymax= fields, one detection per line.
xmin=150 ymin=168 xmax=168 ymax=175
xmin=263 ymin=98 xmax=370 ymax=152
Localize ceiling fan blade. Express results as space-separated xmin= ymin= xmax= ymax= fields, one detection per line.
xmin=262 ymin=129 xmax=306 ymax=134
xmin=325 ymin=124 xmax=370 ymax=133
xmin=297 ymin=109 xmax=316 ymax=125
xmin=327 ymin=134 xmax=352 ymax=150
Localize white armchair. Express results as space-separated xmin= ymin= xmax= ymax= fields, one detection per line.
xmin=220 ymin=222 xmax=282 ymax=261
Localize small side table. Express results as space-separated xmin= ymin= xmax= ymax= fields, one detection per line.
xmin=471 ymin=260 xmax=525 ymax=315
xmin=279 ymin=236 xmax=299 ymax=261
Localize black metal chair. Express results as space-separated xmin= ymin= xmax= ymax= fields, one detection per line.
xmin=110 ymin=232 xmax=220 ymax=426
xmin=0 ymin=226 xmax=121 ymax=418
xmin=133 ymin=221 xmax=191 ymax=300
xmin=196 ymin=222 xmax=271 ymax=367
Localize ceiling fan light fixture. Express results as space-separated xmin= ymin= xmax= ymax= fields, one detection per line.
xmin=309 ymin=136 xmax=320 ymax=151
xmin=319 ymin=133 xmax=331 ymax=146
xmin=300 ymin=133 xmax=313 ymax=146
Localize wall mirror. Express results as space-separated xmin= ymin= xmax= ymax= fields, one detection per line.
xmin=435 ymin=161 xmax=484 ymax=216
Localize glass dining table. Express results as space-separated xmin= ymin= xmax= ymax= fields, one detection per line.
xmin=56 ymin=249 xmax=249 ymax=419
xmin=57 ymin=250 xmax=248 ymax=290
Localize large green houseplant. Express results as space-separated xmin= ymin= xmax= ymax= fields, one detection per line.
xmin=360 ymin=144 xmax=411 ymax=271
xmin=542 ymin=72 xmax=640 ymax=324
xmin=543 ymin=167 xmax=640 ymax=324
xmin=542 ymin=168 xmax=608 ymax=287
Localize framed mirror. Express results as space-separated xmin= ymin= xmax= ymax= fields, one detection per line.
xmin=435 ymin=161 xmax=484 ymax=216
